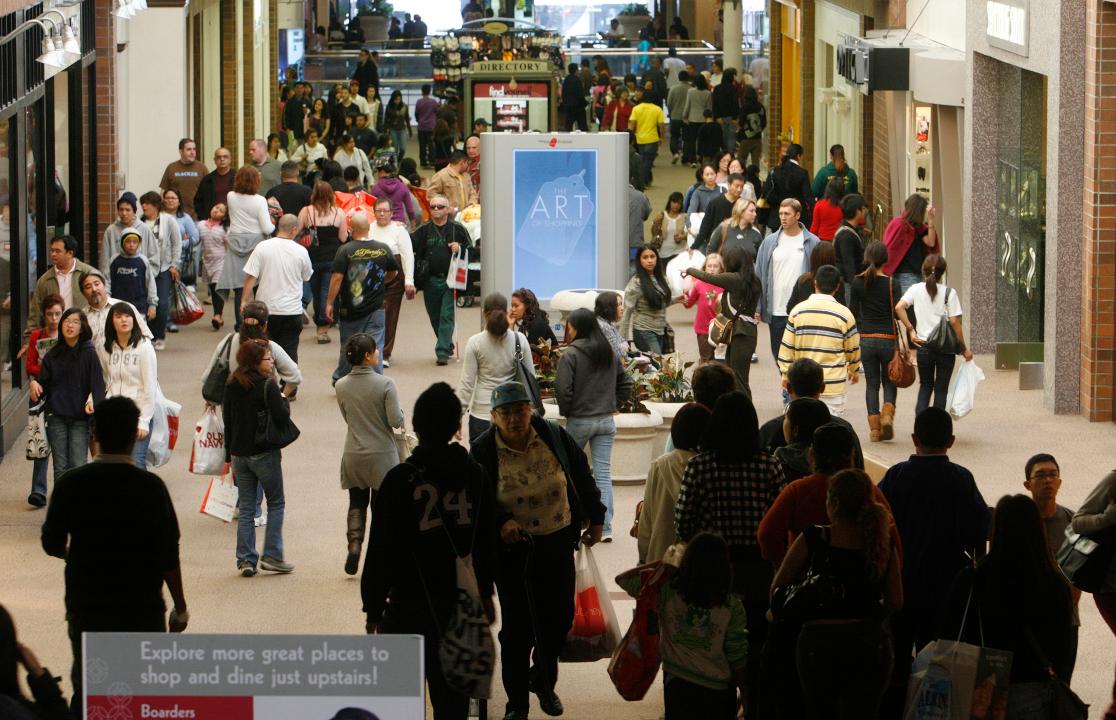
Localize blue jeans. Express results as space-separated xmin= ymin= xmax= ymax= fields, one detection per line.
xmin=861 ymin=337 xmax=898 ymax=415
xmin=234 ymin=450 xmax=286 ymax=566
xmin=633 ymin=329 xmax=663 ymax=355
xmin=391 ymin=129 xmax=408 ymax=160
xmin=45 ymin=415 xmax=89 ymax=481
xmin=564 ymin=414 xmax=616 ymax=534
xmin=309 ymin=262 xmax=333 ymax=327
xmin=151 ymin=270 xmax=172 ymax=340
xmin=31 ymin=456 xmax=49 ymax=498
xmin=637 ymin=142 xmax=658 ymax=187
xmin=894 ymin=272 xmax=921 ymax=298
xmin=333 ymin=308 xmax=386 ymax=383
xmin=768 ymin=315 xmax=788 ymax=364
xmin=719 ymin=118 xmax=735 ymax=153
xmin=221 ymin=287 xmax=245 ymax=330
xmin=131 ymin=419 xmax=153 ymax=470
xmin=915 ymin=347 xmax=956 ymax=416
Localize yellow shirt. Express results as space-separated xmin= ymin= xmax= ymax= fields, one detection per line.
xmin=495 ymin=428 xmax=571 ymax=536
xmin=629 ymin=102 xmax=665 ymax=145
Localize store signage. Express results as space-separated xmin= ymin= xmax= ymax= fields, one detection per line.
xmin=83 ymin=633 xmax=424 ymax=719
xmin=512 ymin=149 xmax=598 ymax=299
xmin=837 ymin=35 xmax=909 ymax=93
xmin=471 ymin=60 xmax=551 ymax=74
xmin=475 ymin=82 xmax=549 ymax=98
xmin=986 ymin=0 xmax=1028 ymax=56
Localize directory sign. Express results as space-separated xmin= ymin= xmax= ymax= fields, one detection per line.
xmin=512 ymin=148 xmax=598 ymax=300
xmin=83 ymin=633 xmax=423 ymax=719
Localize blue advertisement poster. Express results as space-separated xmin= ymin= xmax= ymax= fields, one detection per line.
xmin=512 ymin=149 xmax=598 ymax=300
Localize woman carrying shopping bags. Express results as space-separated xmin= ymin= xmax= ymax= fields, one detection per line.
xmin=334 ymin=333 xmax=404 ymax=576
xmin=851 ymin=241 xmax=900 ymax=441
xmin=894 ymin=255 xmax=973 ymax=415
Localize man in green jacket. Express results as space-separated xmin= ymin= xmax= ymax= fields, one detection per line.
xmin=811 ymin=144 xmax=859 ymax=198
xmin=26 ymin=235 xmax=94 ymax=340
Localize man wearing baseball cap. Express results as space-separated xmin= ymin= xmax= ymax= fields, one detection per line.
xmin=470 ymin=381 xmax=605 ymax=720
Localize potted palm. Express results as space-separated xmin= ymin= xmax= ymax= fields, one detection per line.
xmin=613 ymin=358 xmax=662 ymax=485
xmin=643 ymin=355 xmax=695 ymax=457
xmin=356 ymin=0 xmax=393 ymax=42
xmin=616 ymin=3 xmax=652 ymax=41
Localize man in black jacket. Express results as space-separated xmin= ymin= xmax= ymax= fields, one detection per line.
xmin=471 ymin=382 xmax=605 ymax=720
xmin=410 ymin=193 xmax=472 ymax=365
xmin=711 ymin=67 xmax=740 ymax=153
xmin=351 ymin=49 xmax=379 ymax=95
xmin=193 ymin=147 xmax=236 ymax=223
xmin=363 ymin=382 xmax=495 ymax=720
xmin=833 ymin=193 xmax=867 ymax=304
xmin=693 ymin=173 xmax=747 ymax=252
xmin=561 ymin=63 xmax=588 ymax=132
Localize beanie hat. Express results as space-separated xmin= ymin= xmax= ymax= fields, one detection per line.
xmin=117 ymin=192 xmax=138 ymax=212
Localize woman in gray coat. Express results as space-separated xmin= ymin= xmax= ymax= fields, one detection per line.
xmin=335 ymin=333 xmax=405 ymax=576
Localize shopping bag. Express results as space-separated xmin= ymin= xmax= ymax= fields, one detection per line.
xmin=446 ymin=245 xmax=469 ymax=291
xmin=437 ymin=555 xmax=495 ymax=698
xmin=946 ymin=360 xmax=985 ymax=420
xmin=170 ymin=281 xmax=205 ymax=326
xmin=147 ymin=386 xmax=182 ymax=468
xmin=189 ymin=407 xmax=225 ymax=476
xmin=665 ymin=250 xmax=705 ymax=299
xmin=199 ymin=471 xmax=237 ymax=522
xmin=561 ymin=544 xmax=622 ymax=662
xmin=26 ymin=401 xmax=48 ymax=460
xmin=608 ymin=562 xmax=673 ymax=700
xmin=904 ymin=640 xmax=980 ymax=720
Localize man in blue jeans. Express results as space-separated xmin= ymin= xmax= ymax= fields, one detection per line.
xmin=629 ymin=90 xmax=665 ymax=188
xmin=326 ymin=212 xmax=398 ymax=382
xmin=755 ymin=199 xmax=821 ymax=364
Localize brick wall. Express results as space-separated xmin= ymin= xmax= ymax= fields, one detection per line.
xmin=219 ymin=0 xmax=237 ymax=159
xmin=93 ymin=0 xmax=117 ymax=243
xmin=240 ymin=0 xmax=253 ymax=155
xmin=767 ymin=4 xmax=783 ymax=163
xmin=800 ymin=2 xmax=814 ymax=167
xmin=1081 ymin=0 xmax=1116 ymax=421
xmin=871 ymin=90 xmax=892 ymax=233
xmin=269 ymin=0 xmax=278 ymax=129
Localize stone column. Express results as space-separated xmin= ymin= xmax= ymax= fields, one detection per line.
xmin=722 ymin=0 xmax=742 ymax=73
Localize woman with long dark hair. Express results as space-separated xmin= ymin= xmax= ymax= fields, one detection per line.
xmin=458 ymin=293 xmax=534 ymax=443
xmin=96 ymin=302 xmax=158 ymax=469
xmin=851 ymin=241 xmax=899 ymax=441
xmin=594 ymin=290 xmax=629 ymax=363
xmin=676 ymin=390 xmax=786 ymax=718
xmin=0 ymin=604 xmax=69 ymax=719
xmin=30 ymin=308 xmax=105 ymax=481
xmin=771 ymin=468 xmax=902 ymax=718
xmin=894 ymin=255 xmax=972 ymax=415
xmin=621 ymin=244 xmax=676 ymax=354
xmin=223 ymin=338 xmax=294 ymax=577
xmin=556 ymin=308 xmax=633 ymax=541
xmin=335 ymin=333 xmax=404 ymax=576
xmin=762 ymin=143 xmax=814 ymax=231
xmin=383 ymin=90 xmax=411 ymax=162
xmin=683 ymin=245 xmax=762 ymax=393
xmin=883 ymin=193 xmax=938 ymax=296
xmin=652 ymin=192 xmax=691 ymax=265
xmin=941 ymin=495 xmax=1075 ymax=713
xmin=785 ymin=240 xmax=841 ymax=312
xmin=509 ymin=287 xmax=557 ymax=347
xmin=297 ymin=180 xmax=348 ymax=344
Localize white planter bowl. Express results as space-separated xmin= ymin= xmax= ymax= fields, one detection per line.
xmin=616 ymin=15 xmax=651 ymax=41
xmin=612 ymin=408 xmax=662 ymax=485
xmin=643 ymin=400 xmax=687 ymax=458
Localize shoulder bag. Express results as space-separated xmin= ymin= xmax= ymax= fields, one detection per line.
xmin=1020 ymin=628 xmax=1088 ymax=720
xmin=709 ymin=291 xmax=743 ymax=346
xmin=885 ymin=278 xmax=917 ymax=388
xmin=1056 ymin=525 xmax=1116 ymax=593
xmin=924 ymin=287 xmax=964 ymax=355
xmin=254 ymin=379 xmax=301 ymax=449
xmin=514 ymin=334 xmax=545 ymax=417
xmin=769 ymin=526 xmax=847 ymax=624
xmin=295 ymin=206 xmax=318 ymax=248
xmin=202 ymin=334 xmax=234 ymax=404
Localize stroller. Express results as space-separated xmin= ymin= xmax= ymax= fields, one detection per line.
xmin=454 ymin=203 xmax=483 ymax=308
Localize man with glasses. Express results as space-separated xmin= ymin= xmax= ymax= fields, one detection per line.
xmin=410 ymin=193 xmax=471 ymax=366
xmin=193 ymin=147 xmax=236 ymax=222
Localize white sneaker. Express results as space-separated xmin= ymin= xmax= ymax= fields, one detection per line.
xmin=382 ymin=359 xmax=391 ymax=368
xmin=153 ymin=340 xmax=166 ymax=351
xmin=254 ymin=514 xmax=267 ymax=527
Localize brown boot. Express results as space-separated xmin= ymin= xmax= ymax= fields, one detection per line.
xmin=880 ymin=402 xmax=896 ymax=441
xmin=316 ymin=326 xmax=332 ymax=344
xmin=345 ymin=507 xmax=367 ymax=576
xmin=867 ymin=414 xmax=882 ymax=442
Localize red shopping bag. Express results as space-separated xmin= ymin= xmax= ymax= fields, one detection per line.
xmin=170 ymin=282 xmax=205 ymax=325
xmin=608 ymin=562 xmax=674 ymax=700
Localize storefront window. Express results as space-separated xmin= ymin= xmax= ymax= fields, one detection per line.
xmin=0 ymin=116 xmax=11 ymax=405
xmin=994 ymin=66 xmax=1046 ymax=345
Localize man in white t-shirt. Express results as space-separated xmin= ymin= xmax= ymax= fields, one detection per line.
xmin=755 ymin=198 xmax=821 ymax=363
xmin=241 ymin=214 xmax=313 ymax=365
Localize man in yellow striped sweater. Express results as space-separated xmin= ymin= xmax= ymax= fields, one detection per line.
xmin=777 ymin=264 xmax=861 ymax=417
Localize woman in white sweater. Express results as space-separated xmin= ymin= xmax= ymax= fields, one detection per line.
xmin=218 ymin=167 xmax=274 ymax=331
xmin=457 ymin=293 xmax=534 ymax=443
xmin=368 ymin=197 xmax=415 ymax=367
xmin=96 ymin=302 xmax=158 ymax=469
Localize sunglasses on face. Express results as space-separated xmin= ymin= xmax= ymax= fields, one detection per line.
xmin=430 ymin=204 xmax=449 ymax=210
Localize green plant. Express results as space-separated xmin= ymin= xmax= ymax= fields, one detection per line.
xmin=645 ymin=355 xmax=694 ymax=402
xmin=619 ymin=358 xmax=653 ymax=413
xmin=356 ymin=0 xmax=393 ymax=17
xmin=533 ymin=338 xmax=563 ymax=395
xmin=618 ymin=2 xmax=651 ymax=16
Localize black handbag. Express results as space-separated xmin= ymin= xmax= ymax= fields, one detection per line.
xmin=254 ymin=380 xmax=300 ymax=450
xmin=202 ymin=335 xmax=234 ymax=404
xmin=1021 ymin=629 xmax=1089 ymax=720
xmin=924 ymin=288 xmax=964 ymax=355
xmin=1056 ymin=526 xmax=1116 ymax=593
xmin=514 ymin=334 xmax=545 ymax=417
xmin=770 ymin=527 xmax=846 ymax=624
xmin=661 ymin=323 xmax=676 ymax=354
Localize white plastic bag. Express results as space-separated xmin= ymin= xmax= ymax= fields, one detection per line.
xmin=189 ymin=406 xmax=225 ymax=476
xmin=665 ymin=250 xmax=705 ymax=299
xmin=946 ymin=360 xmax=985 ymax=420
xmin=561 ymin=544 xmax=622 ymax=662
xmin=147 ymin=385 xmax=182 ymax=468
xmin=199 ymin=470 xmax=237 ymax=522
xmin=446 ymin=245 xmax=469 ymax=291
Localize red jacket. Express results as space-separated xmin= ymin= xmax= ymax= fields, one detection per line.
xmin=882 ymin=215 xmax=937 ymax=275
xmin=809 ymin=199 xmax=844 ymax=241
xmin=604 ymin=100 xmax=633 ymax=132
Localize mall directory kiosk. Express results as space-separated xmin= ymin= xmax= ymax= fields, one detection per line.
xmin=465 ymin=60 xmax=559 ymax=133
xmin=480 ymin=132 xmax=630 ymax=303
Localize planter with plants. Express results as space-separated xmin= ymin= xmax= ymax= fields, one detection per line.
xmin=613 ymin=358 xmax=662 ymax=485
xmin=356 ymin=0 xmax=393 ymax=41
xmin=643 ymin=355 xmax=694 ymax=457
xmin=615 ymin=3 xmax=651 ymax=40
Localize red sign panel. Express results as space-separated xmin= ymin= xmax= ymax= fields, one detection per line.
xmin=474 ymin=82 xmax=548 ymax=99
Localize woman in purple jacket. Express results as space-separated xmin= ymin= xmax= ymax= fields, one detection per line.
xmin=368 ymin=157 xmax=420 ymax=230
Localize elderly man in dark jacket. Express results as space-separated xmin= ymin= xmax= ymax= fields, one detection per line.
xmin=470 ymin=381 xmax=605 ymax=720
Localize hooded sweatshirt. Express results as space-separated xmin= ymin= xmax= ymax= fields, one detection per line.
xmin=686 ymin=184 xmax=722 ymax=214
xmin=100 ymin=220 xmax=159 ymax=276
xmin=362 ymin=443 xmax=494 ymax=627
xmin=97 ymin=339 xmax=158 ymax=429
xmin=369 ymin=176 xmax=420 ymax=225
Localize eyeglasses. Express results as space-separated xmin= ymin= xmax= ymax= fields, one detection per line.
xmin=430 ymin=204 xmax=449 ymax=210
xmin=1029 ymin=471 xmax=1060 ymax=481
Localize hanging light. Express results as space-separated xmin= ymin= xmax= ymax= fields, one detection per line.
xmin=59 ymin=20 xmax=81 ymax=59
xmin=38 ymin=33 xmax=68 ymax=68
xmin=114 ymin=0 xmax=135 ymax=20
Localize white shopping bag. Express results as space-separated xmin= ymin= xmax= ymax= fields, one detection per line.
xmin=665 ymin=250 xmax=706 ymax=299
xmin=189 ymin=406 xmax=226 ymax=476
xmin=147 ymin=385 xmax=182 ymax=468
xmin=945 ymin=360 xmax=985 ymax=420
xmin=561 ymin=544 xmax=623 ymax=662
xmin=446 ymin=245 xmax=469 ymax=291
xmin=199 ymin=471 xmax=237 ymax=522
